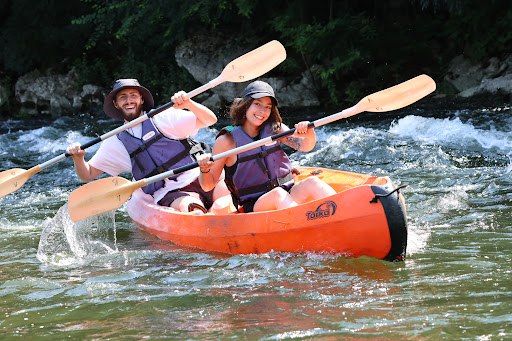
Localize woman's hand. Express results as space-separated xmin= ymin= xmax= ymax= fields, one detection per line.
xmin=282 ymin=121 xmax=316 ymax=152
xmin=197 ymin=153 xmax=214 ymax=174
xmin=294 ymin=121 xmax=310 ymax=134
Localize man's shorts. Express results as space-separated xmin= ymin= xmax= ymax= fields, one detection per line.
xmin=157 ymin=178 xmax=214 ymax=209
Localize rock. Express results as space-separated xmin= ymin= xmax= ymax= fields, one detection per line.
xmin=175 ymin=35 xmax=246 ymax=102
xmin=444 ymin=55 xmax=484 ymax=92
xmin=14 ymin=69 xmax=104 ymax=117
xmin=15 ymin=69 xmax=75 ymax=117
xmin=445 ymin=54 xmax=512 ymax=98
xmin=459 ymin=73 xmax=512 ymax=97
xmin=268 ymin=70 xmax=320 ymax=107
xmin=73 ymin=84 xmax=106 ymax=115
xmin=175 ymin=34 xmax=319 ymax=108
xmin=200 ymin=93 xmax=223 ymax=110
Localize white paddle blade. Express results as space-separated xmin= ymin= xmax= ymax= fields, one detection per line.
xmin=220 ymin=40 xmax=286 ymax=83
xmin=359 ymin=74 xmax=436 ymax=113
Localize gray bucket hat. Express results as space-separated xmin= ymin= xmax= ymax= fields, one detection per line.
xmin=242 ymin=80 xmax=278 ymax=106
xmin=103 ymin=79 xmax=154 ymax=121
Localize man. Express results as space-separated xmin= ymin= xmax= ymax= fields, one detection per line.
xmin=66 ymin=78 xmax=228 ymax=214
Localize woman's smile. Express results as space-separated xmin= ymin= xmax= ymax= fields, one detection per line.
xmin=247 ymin=97 xmax=272 ymax=124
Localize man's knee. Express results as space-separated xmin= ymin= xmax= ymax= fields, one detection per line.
xmin=172 ymin=195 xmax=204 ymax=213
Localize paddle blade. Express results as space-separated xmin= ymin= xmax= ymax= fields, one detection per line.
xmin=68 ymin=177 xmax=144 ymax=222
xmin=220 ymin=40 xmax=286 ymax=83
xmin=0 ymin=166 xmax=41 ymax=198
xmin=358 ymin=74 xmax=436 ymax=113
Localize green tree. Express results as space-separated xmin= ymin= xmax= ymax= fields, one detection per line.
xmin=2 ymin=0 xmax=512 ymax=117
xmin=0 ymin=0 xmax=90 ymax=74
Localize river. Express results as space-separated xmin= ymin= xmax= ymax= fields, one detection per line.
xmin=1 ymin=100 xmax=511 ymax=339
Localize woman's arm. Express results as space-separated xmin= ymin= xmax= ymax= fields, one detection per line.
xmin=280 ymin=121 xmax=316 ymax=152
xmin=197 ymin=134 xmax=237 ymax=191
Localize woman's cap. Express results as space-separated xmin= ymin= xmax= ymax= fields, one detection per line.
xmin=242 ymin=81 xmax=278 ymax=106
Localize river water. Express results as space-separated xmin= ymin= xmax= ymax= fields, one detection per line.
xmin=1 ymin=100 xmax=512 ymax=339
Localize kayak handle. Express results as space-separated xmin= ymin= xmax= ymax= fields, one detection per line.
xmin=370 ymin=184 xmax=408 ymax=204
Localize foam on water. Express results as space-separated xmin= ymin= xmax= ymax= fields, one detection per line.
xmin=20 ymin=127 xmax=99 ymax=155
xmin=389 ymin=115 xmax=512 ymax=152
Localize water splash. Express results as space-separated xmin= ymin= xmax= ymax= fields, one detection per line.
xmin=389 ymin=115 xmax=512 ymax=152
xmin=37 ymin=203 xmax=118 ymax=266
xmin=505 ymin=156 xmax=512 ymax=173
xmin=406 ymin=222 xmax=431 ymax=256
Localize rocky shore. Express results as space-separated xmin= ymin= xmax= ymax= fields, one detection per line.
xmin=1 ymin=40 xmax=511 ymax=120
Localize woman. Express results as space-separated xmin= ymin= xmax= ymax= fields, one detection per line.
xmin=197 ymin=81 xmax=336 ymax=213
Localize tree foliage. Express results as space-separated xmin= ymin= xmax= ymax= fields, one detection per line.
xmin=1 ymin=0 xmax=512 ymax=110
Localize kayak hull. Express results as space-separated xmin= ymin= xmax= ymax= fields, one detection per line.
xmin=127 ymin=167 xmax=407 ymax=261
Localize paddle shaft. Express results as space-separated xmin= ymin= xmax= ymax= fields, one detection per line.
xmin=39 ymin=74 xmax=228 ymax=171
xmin=35 ymin=41 xmax=288 ymax=171
xmin=2 ymin=41 xmax=286 ymax=200
xmin=68 ymin=74 xmax=436 ymax=222
xmin=140 ymin=73 xmax=437 ymax=187
xmin=139 ymin=105 xmax=362 ymax=187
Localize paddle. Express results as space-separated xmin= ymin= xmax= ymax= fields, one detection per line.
xmin=0 ymin=40 xmax=286 ymax=199
xmin=68 ymin=74 xmax=436 ymax=222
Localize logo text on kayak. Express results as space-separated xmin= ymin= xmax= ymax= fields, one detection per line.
xmin=306 ymin=201 xmax=337 ymax=220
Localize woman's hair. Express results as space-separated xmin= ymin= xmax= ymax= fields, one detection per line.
xmin=229 ymin=96 xmax=282 ymax=133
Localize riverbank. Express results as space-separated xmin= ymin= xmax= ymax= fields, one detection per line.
xmin=1 ymin=36 xmax=512 ymax=122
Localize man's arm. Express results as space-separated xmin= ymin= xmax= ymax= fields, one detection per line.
xmin=66 ymin=142 xmax=104 ymax=182
xmin=171 ymin=91 xmax=217 ymax=129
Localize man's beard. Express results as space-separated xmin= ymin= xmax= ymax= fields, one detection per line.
xmin=121 ymin=102 xmax=144 ymax=122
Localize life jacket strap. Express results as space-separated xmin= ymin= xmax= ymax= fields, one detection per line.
xmin=237 ymin=145 xmax=281 ymax=163
xmin=237 ymin=172 xmax=294 ymax=198
xmin=144 ymin=138 xmax=207 ymax=181
xmin=127 ymin=134 xmax=163 ymax=158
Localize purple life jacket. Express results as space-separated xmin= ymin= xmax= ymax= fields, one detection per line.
xmin=117 ymin=118 xmax=207 ymax=195
xmin=219 ymin=123 xmax=294 ymax=208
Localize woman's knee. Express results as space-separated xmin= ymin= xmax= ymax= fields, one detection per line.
xmin=254 ymin=187 xmax=294 ymax=211
xmin=293 ymin=176 xmax=320 ymax=193
xmin=292 ymin=176 xmax=335 ymax=202
xmin=304 ymin=176 xmax=324 ymax=186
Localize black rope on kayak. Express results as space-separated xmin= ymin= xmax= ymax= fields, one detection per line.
xmin=370 ymin=184 xmax=408 ymax=204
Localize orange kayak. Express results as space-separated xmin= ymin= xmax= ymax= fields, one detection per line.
xmin=126 ymin=166 xmax=408 ymax=261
